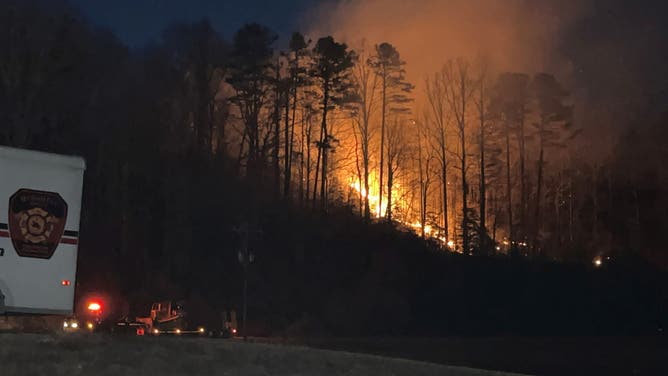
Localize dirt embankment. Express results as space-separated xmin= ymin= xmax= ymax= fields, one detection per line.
xmin=0 ymin=333 xmax=528 ymax=376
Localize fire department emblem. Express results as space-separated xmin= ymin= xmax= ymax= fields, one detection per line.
xmin=8 ymin=189 xmax=68 ymax=259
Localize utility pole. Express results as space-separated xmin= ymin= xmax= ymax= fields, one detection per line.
xmin=233 ymin=222 xmax=260 ymax=341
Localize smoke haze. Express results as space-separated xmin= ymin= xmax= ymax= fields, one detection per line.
xmin=304 ymin=0 xmax=589 ymax=86
xmin=302 ymin=0 xmax=668 ymax=159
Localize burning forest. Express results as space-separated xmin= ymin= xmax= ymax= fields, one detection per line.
xmin=214 ymin=22 xmax=608 ymax=262
xmin=2 ymin=0 xmax=668 ymax=343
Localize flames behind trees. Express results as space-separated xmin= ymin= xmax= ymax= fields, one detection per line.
xmin=4 ymin=0 xmax=666 ymax=265
xmin=210 ymin=19 xmax=584 ymax=256
xmin=5 ymin=0 xmax=668 ymax=342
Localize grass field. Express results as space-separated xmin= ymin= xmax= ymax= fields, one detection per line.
xmin=248 ymin=336 xmax=668 ymax=376
xmin=0 ymin=333 xmax=527 ymax=376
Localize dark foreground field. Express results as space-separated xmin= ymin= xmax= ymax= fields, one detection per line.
xmin=245 ymin=336 xmax=668 ymax=376
xmin=0 ymin=333 xmax=525 ymax=376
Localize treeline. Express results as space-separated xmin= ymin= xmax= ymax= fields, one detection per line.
xmin=2 ymin=1 xmax=668 ymax=334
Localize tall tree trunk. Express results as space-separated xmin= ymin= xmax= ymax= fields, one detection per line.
xmin=569 ymin=177 xmax=574 ymax=244
xmin=319 ymin=85 xmax=330 ymax=211
xmin=460 ymin=81 xmax=469 ymax=255
xmin=312 ymin=121 xmax=323 ymax=209
xmin=363 ymin=143 xmax=371 ymax=220
xmin=478 ymin=95 xmax=486 ymax=253
xmin=420 ymin=189 xmax=426 ymax=238
xmin=298 ymin=118 xmax=305 ymax=206
xmin=208 ymin=100 xmax=215 ymax=155
xmin=422 ymin=180 xmax=430 ymax=239
xmin=378 ymin=70 xmax=387 ymax=217
xmin=421 ymin=181 xmax=428 ymax=238
xmin=273 ymin=61 xmax=281 ymax=198
xmin=305 ymin=113 xmax=312 ymax=205
xmin=285 ymin=58 xmax=299 ymax=199
xmin=387 ymin=159 xmax=394 ymax=221
xmin=533 ymin=120 xmax=545 ymax=255
xmin=287 ymin=52 xmax=301 ymax=200
xmin=492 ymin=194 xmax=498 ymax=249
xmin=195 ymin=66 xmax=209 ymax=153
xmin=361 ymin=108 xmax=371 ymax=220
xmin=283 ymin=87 xmax=291 ymax=198
xmin=287 ymin=93 xmax=297 ymax=197
xmin=441 ymin=143 xmax=449 ymax=242
xmin=237 ymin=129 xmax=247 ymax=175
xmin=451 ymin=177 xmax=458 ymax=247
xmin=353 ymin=125 xmax=364 ymax=216
xmin=461 ymin=134 xmax=468 ymax=253
xmin=418 ymin=129 xmax=429 ymax=238
xmin=518 ymin=115 xmax=526 ymax=241
xmin=534 ymin=144 xmax=544 ymax=255
xmin=505 ymin=119 xmax=513 ymax=249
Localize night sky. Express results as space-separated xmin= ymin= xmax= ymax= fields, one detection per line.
xmin=69 ymin=0 xmax=328 ymax=47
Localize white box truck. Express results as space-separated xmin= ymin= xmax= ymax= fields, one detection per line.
xmin=0 ymin=146 xmax=85 ymax=315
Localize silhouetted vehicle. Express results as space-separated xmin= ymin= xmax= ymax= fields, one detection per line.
xmin=111 ymin=300 xmax=235 ymax=337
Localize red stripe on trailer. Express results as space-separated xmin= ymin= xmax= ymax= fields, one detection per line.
xmin=0 ymin=229 xmax=77 ymax=244
xmin=61 ymin=237 xmax=78 ymax=245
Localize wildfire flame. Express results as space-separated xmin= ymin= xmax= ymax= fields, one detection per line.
xmin=348 ymin=179 xmax=388 ymax=218
xmin=348 ymin=175 xmax=455 ymax=249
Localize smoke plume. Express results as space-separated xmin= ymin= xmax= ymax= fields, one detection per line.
xmin=303 ymin=0 xmax=590 ymax=85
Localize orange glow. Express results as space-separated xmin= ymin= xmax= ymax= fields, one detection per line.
xmin=348 ymin=176 xmax=388 ymax=218
xmin=348 ymin=175 xmax=456 ymax=249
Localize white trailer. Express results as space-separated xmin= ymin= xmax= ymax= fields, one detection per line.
xmin=0 ymin=146 xmax=85 ymax=315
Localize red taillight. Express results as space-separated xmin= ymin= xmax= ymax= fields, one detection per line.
xmin=61 ymin=280 xmax=71 ymax=286
xmin=88 ymin=302 xmax=102 ymax=312
xmin=232 ymin=328 xmax=237 ymax=334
